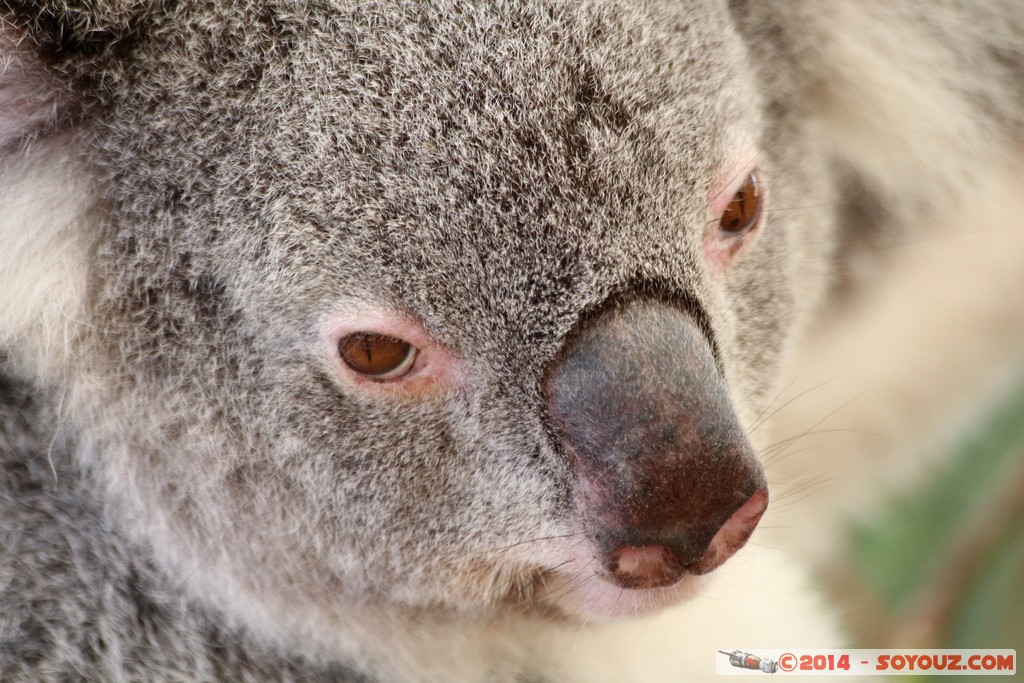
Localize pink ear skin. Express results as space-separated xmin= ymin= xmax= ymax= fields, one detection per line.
xmin=321 ymin=312 xmax=467 ymax=398
xmin=0 ymin=32 xmax=65 ymax=149
xmin=703 ymin=160 xmax=766 ymax=276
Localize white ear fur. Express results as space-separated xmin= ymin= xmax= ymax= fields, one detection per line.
xmin=1 ymin=33 xmax=96 ymax=381
xmin=0 ymin=28 xmax=63 ymax=146
xmin=811 ymin=3 xmax=1020 ymax=215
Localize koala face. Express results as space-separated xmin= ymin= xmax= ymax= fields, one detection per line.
xmin=10 ymin=0 xmax=836 ymax=662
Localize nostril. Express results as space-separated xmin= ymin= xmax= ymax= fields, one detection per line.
xmin=728 ymin=488 xmax=769 ymax=534
xmin=684 ymin=489 xmax=769 ymax=575
xmin=602 ymin=489 xmax=769 ymax=589
xmin=610 ymin=544 xmax=685 ymax=589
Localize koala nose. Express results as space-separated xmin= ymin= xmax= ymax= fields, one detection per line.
xmin=545 ymin=299 xmax=768 ymax=590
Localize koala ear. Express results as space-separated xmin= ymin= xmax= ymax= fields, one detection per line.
xmin=0 ymin=25 xmax=97 ymax=381
xmin=1 ymin=0 xmax=148 ymax=143
xmin=0 ymin=26 xmax=65 ymax=147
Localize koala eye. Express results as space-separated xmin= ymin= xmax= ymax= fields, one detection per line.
xmin=718 ymin=170 xmax=762 ymax=236
xmin=338 ymin=332 xmax=418 ymax=380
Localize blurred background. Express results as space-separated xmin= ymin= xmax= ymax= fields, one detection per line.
xmin=761 ymin=164 xmax=1024 ymax=681
xmin=838 ymin=375 xmax=1024 ymax=681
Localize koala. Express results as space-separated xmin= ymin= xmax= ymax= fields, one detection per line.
xmin=1 ymin=1 xmax=1022 ymax=681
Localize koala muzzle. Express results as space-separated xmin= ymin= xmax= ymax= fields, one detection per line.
xmin=546 ymin=300 xmax=767 ymax=590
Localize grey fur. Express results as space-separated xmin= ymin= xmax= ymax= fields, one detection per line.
xmin=1 ymin=1 xmax=1022 ymax=681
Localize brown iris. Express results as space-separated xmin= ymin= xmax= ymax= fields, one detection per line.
xmin=338 ymin=332 xmax=417 ymax=380
xmin=719 ymin=171 xmax=762 ymax=235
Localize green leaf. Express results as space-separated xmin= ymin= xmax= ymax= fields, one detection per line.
xmin=847 ymin=372 xmax=1024 ymax=680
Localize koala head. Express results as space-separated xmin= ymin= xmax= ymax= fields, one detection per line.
xmin=2 ymin=0 xmax=836 ymax=667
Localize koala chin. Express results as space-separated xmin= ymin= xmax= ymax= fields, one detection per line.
xmin=1 ymin=1 xmax=1022 ymax=681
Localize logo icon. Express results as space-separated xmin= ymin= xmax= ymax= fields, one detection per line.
xmin=719 ymin=650 xmax=779 ymax=674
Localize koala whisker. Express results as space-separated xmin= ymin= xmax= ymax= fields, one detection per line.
xmin=758 ymin=392 xmax=863 ymax=461
xmin=543 ymin=558 xmax=580 ymax=575
xmin=748 ymin=372 xmax=843 ymax=434
xmin=835 ymin=224 xmax=1018 ymax=252
xmin=742 ymin=538 xmax=786 ymax=553
xmin=760 ymin=443 xmax=818 ymax=466
xmin=766 ymin=474 xmax=836 ymax=511
xmin=483 ymin=532 xmax=584 ymax=556
xmin=571 ymin=604 xmax=595 ymax=654
xmin=709 ymin=130 xmax=785 ymax=206
xmin=741 ymin=372 xmax=804 ymax=433
xmin=173 ymin=541 xmax=222 ymax=593
xmin=703 ymin=202 xmax=840 ymax=228
xmin=541 ymin=560 xmax=597 ymax=606
xmin=761 ymin=427 xmax=873 ymax=466
xmin=762 ymin=203 xmax=840 ymax=215
xmin=609 ymin=585 xmax=626 ymax=618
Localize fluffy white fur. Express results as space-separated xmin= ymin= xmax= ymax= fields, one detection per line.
xmin=0 ymin=145 xmax=95 ymax=381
